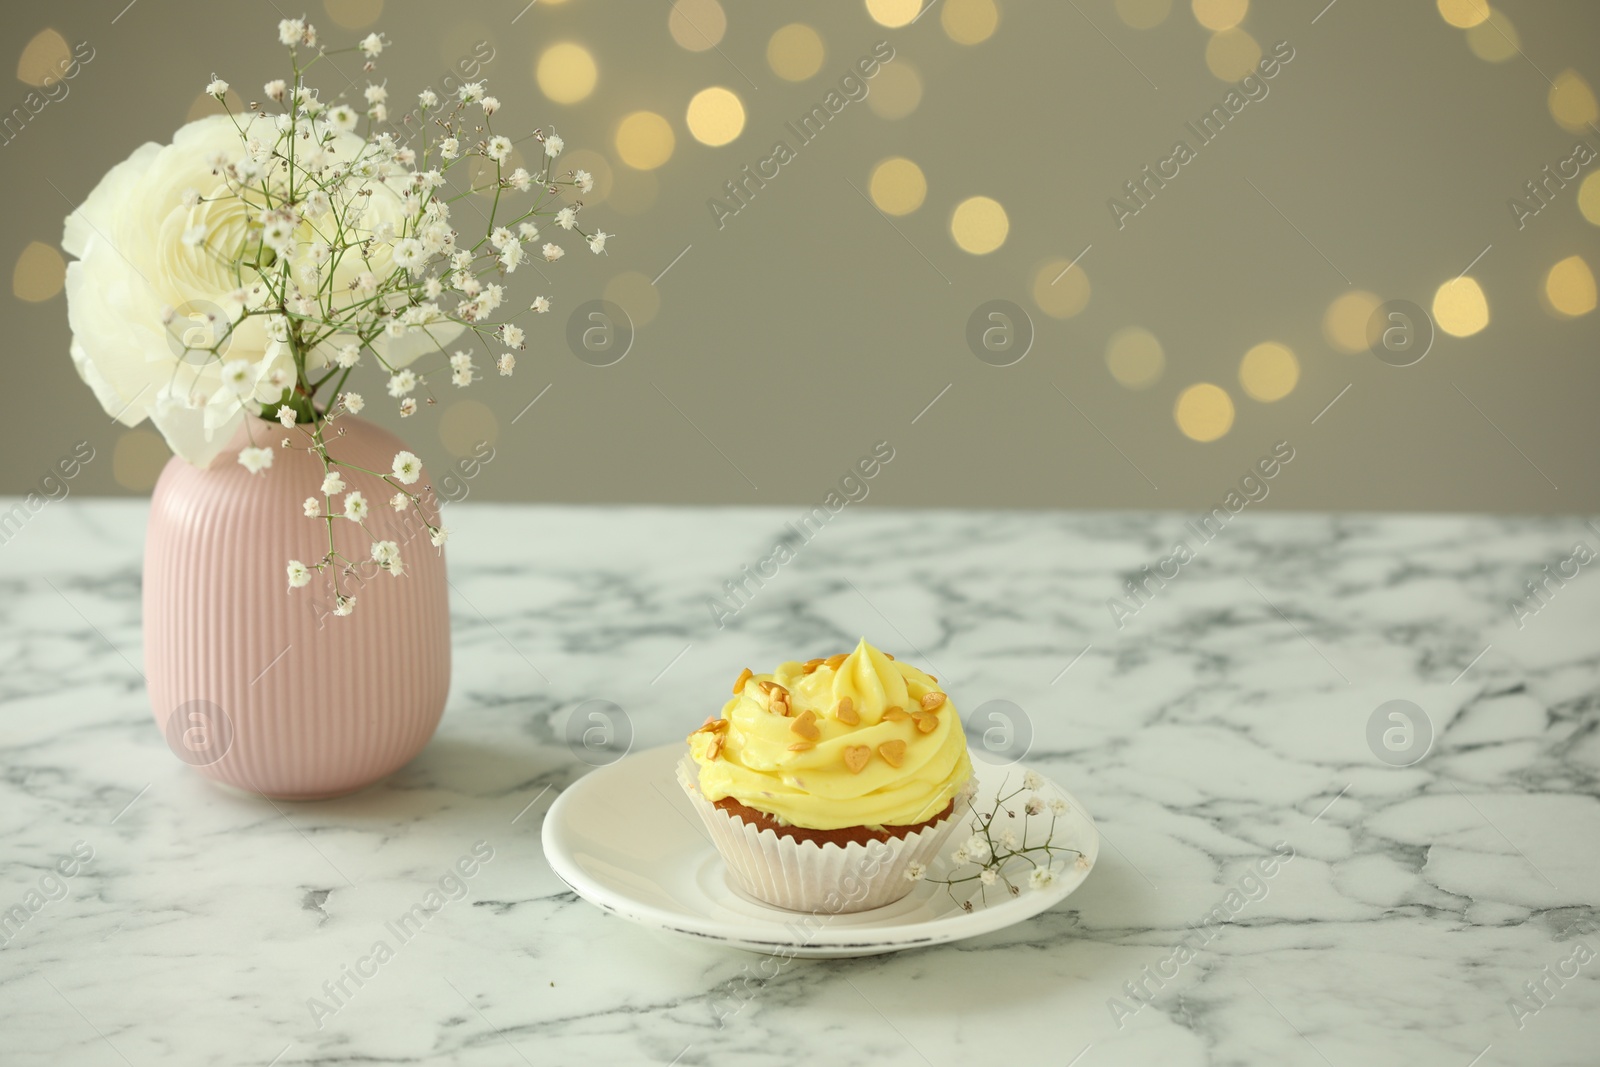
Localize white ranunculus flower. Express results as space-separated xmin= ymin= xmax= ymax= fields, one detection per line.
xmin=63 ymin=114 xmax=460 ymax=467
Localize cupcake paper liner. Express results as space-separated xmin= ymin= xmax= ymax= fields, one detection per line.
xmin=676 ymin=754 xmax=964 ymax=914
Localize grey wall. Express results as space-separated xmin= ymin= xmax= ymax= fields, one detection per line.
xmin=4 ymin=0 xmax=1598 ymax=512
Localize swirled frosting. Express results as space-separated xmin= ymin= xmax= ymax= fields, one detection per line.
xmin=687 ymin=638 xmax=972 ymax=831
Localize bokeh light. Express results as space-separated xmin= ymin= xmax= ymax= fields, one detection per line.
xmin=865 ymin=0 xmax=921 ymax=29
xmin=12 ymin=241 xmax=66 ymax=303
xmin=669 ymin=0 xmax=727 ymax=52
xmin=1105 ymin=327 xmax=1164 ymax=389
xmin=768 ymin=23 xmax=825 ymax=81
xmin=1238 ymin=342 xmax=1299 ymax=402
xmin=1436 ymin=0 xmax=1489 ymax=29
xmin=686 ymin=87 xmax=745 ymax=147
xmin=615 ymin=111 xmax=676 ymax=170
xmin=1205 ymin=29 xmax=1261 ymax=81
xmin=1465 ymin=9 xmax=1518 ymax=62
xmin=867 ymin=61 xmax=922 ymax=119
xmin=1432 ymin=276 xmax=1490 ymax=337
xmin=1174 ymin=384 xmax=1235 ymax=442
xmin=1192 ymin=0 xmax=1247 ymax=32
xmin=439 ymin=400 xmax=499 ymax=458
xmin=1548 ymin=71 xmax=1599 ymax=133
xmin=1116 ymin=0 xmax=1172 ymax=30
xmin=950 ymin=197 xmax=1009 ymax=255
xmin=113 ymin=430 xmax=170 ymax=490
xmin=1031 ymin=259 xmax=1091 ymax=320
xmin=16 ymin=29 xmax=70 ymax=87
xmin=604 ymin=271 xmax=662 ymax=327
xmin=537 ymin=42 xmax=599 ymax=104
xmin=1579 ymin=172 xmax=1600 ymax=226
xmin=1544 ymin=255 xmax=1597 ymax=318
xmin=942 ymin=0 xmax=1000 ymax=45
xmin=323 ymin=0 xmax=383 ymax=30
xmin=1322 ymin=290 xmax=1382 ymax=354
xmin=869 ymin=157 xmax=927 ymax=216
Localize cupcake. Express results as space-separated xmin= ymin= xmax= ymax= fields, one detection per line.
xmin=680 ymin=638 xmax=973 ymax=913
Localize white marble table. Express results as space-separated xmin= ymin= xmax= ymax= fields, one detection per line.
xmin=2 ymin=501 xmax=1597 ymax=1066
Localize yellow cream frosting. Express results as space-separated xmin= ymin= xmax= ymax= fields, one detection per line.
xmin=688 ymin=638 xmax=973 ymax=831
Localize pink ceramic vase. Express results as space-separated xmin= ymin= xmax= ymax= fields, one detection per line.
xmin=143 ymin=415 xmax=451 ymax=799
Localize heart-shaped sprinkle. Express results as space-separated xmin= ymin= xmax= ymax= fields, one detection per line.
xmin=733 ymin=668 xmax=752 ymax=694
xmin=883 ymin=706 xmax=911 ymax=723
xmin=834 ymin=697 xmax=859 ymax=726
xmin=920 ymin=691 xmax=946 ymax=711
xmin=913 ymin=712 xmax=939 ymax=733
xmin=843 ymin=745 xmax=871 ymax=773
xmin=825 ymin=653 xmax=848 ymax=669
xmin=878 ymin=739 xmax=907 ymax=768
xmin=790 ymin=709 xmax=821 ymax=741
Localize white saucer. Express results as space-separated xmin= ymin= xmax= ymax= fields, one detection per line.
xmin=540 ymin=743 xmax=1099 ymax=958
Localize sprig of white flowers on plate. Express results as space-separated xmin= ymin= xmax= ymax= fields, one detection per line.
xmin=907 ymin=770 xmax=1087 ymax=911
xmin=171 ymin=20 xmax=608 ymax=612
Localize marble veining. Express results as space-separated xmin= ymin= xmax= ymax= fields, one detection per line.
xmin=0 ymin=501 xmax=1596 ymax=1066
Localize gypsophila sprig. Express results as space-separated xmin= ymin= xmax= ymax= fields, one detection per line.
xmin=910 ymin=776 xmax=1088 ymax=910
xmin=60 ymin=20 xmax=616 ymax=616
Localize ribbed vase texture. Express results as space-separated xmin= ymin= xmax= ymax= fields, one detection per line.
xmin=143 ymin=416 xmax=450 ymax=799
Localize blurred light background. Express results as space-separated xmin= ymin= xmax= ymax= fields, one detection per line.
xmin=4 ymin=0 xmax=1597 ymax=511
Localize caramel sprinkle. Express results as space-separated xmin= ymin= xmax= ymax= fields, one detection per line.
xmin=707 ymin=735 xmax=724 ymax=760
xmin=825 ymin=653 xmax=848 ymax=669
xmin=691 ymin=717 xmax=728 ymax=736
xmin=913 ymin=711 xmax=939 ymax=734
xmin=733 ymin=668 xmax=753 ymax=695
xmin=920 ymin=692 xmax=946 ymax=711
xmin=878 ymin=739 xmax=907 ymax=768
xmin=802 ymin=658 xmax=824 ymax=674
xmin=843 ymin=745 xmax=871 ymax=773
xmin=790 ymin=709 xmax=821 ymax=741
xmin=883 ymin=706 xmax=911 ymax=723
xmin=787 ymin=741 xmax=815 ymax=752
xmin=834 ymin=697 xmax=860 ymax=726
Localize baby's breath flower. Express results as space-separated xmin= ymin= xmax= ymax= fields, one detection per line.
xmin=509 ymin=167 xmax=532 ymax=192
xmin=950 ymin=846 xmax=970 ymax=865
xmin=530 ymin=296 xmax=550 ymax=314
xmin=328 ymin=104 xmax=357 ymax=132
xmin=1023 ymin=770 xmax=1043 ymax=791
xmin=497 ymin=353 xmax=515 ymax=376
xmin=486 ymin=135 xmax=513 ymax=163
xmin=359 ymin=32 xmax=384 ymax=57
xmin=335 ymin=343 xmax=361 ymax=369
xmin=391 ymin=450 xmax=422 ymax=484
xmin=276 ymin=404 xmax=296 ymax=428
xmin=1049 ymin=798 xmax=1069 ymax=816
xmin=904 ymin=861 xmax=926 ymax=882
xmin=206 ymin=77 xmax=229 ymax=97
xmin=481 ymin=96 xmax=500 ymax=116
xmin=391 ymin=237 xmax=425 ymax=272
xmin=588 ymin=231 xmax=609 ymax=254
xmin=498 ymin=323 xmax=524 ymax=348
xmin=1024 ymin=797 xmax=1044 ymax=816
xmin=1028 ymin=867 xmax=1058 ymax=891
xmin=499 ymin=244 xmax=524 ymax=272
xmin=286 ymin=559 xmax=311 ymax=588
xmin=302 ymin=497 xmax=319 ymax=517
xmin=333 ymin=594 xmax=355 ymax=616
xmin=517 ymin=221 xmax=539 ymax=241
xmin=980 ymin=869 xmax=998 ymax=886
xmin=574 ymin=168 xmax=594 ymax=193
xmin=999 ymin=829 xmax=1019 ymax=851
xmin=439 ymin=137 xmax=459 ymax=160
xmin=542 ymin=242 xmax=564 ymax=262
xmin=321 ymin=471 xmax=345 ymax=495
xmin=387 ymin=370 xmax=417 ymax=397
xmin=343 ymin=491 xmax=369 ymax=522
xmin=264 ymin=79 xmax=287 ymax=102
xmin=278 ymin=18 xmax=306 ymax=46
xmin=390 ymin=492 xmax=408 ymax=511
xmin=221 ymin=360 xmax=252 ymax=394
xmin=418 ymin=88 xmax=438 ymax=108
xmin=457 ymin=81 xmax=484 ymax=104
xmin=430 ymin=525 xmax=450 ymax=547
xmin=555 ymin=207 xmax=577 ymax=231
xmin=544 ymin=132 xmax=563 ymax=156
xmin=238 ymin=447 xmax=274 ymax=474
xmin=399 ymin=398 xmax=418 ymax=417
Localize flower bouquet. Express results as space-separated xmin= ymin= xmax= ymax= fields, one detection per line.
xmin=61 ymin=19 xmax=611 ymax=796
